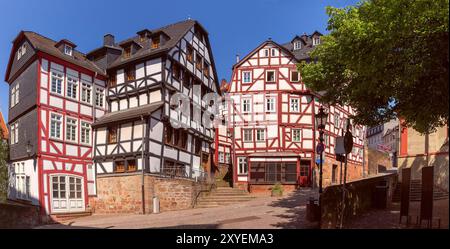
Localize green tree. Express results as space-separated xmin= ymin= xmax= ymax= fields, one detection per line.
xmin=299 ymin=0 xmax=449 ymax=134
xmin=0 ymin=127 xmax=9 ymax=201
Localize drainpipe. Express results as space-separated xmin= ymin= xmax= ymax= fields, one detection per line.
xmin=141 ymin=115 xmax=145 ymax=214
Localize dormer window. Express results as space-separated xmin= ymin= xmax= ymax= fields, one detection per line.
xmin=293 ymin=41 xmax=302 ymax=50
xmin=151 ymin=36 xmax=160 ymax=49
xmin=64 ymin=45 xmax=73 ymax=56
xmin=17 ymin=44 xmax=26 ymax=60
xmin=124 ymin=46 xmax=131 ymax=58
xmin=313 ymin=37 xmax=321 ymax=46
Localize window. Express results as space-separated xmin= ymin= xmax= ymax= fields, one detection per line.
xmin=64 ymin=45 xmax=73 ymax=56
xmin=151 ymin=36 xmax=160 ymax=49
xmin=243 ymin=129 xmax=252 ymax=142
xmin=66 ymin=76 xmax=78 ymax=99
xmin=81 ymin=82 xmax=92 ymax=104
xmin=15 ymin=163 xmax=30 ymax=200
xmin=332 ymin=164 xmax=338 ymax=184
xmin=182 ymin=72 xmax=191 ymax=88
xmin=108 ymin=72 xmax=116 ymax=87
xmin=225 ymin=152 xmax=231 ymax=164
xmin=114 ymin=161 xmax=125 ymax=173
xmin=334 ymin=114 xmax=340 ymax=128
xmin=10 ymin=83 xmax=19 ymax=107
xmin=323 ymin=134 xmax=329 ymax=146
xmin=107 ymin=126 xmax=118 ymax=144
xmin=271 ymin=48 xmax=276 ymax=56
xmin=238 ymin=157 xmax=248 ymax=174
xmin=195 ymin=53 xmax=202 ymax=71
xmin=203 ymin=61 xmax=209 ymax=77
xmin=68 ymin=177 xmax=82 ymax=199
xmin=263 ymin=49 xmax=269 ymax=57
xmin=125 ymin=66 xmax=135 ymax=81
xmin=81 ymin=122 xmax=91 ymax=144
xmin=186 ymin=45 xmax=194 ymax=63
xmin=172 ymin=63 xmax=181 ymax=80
xmin=180 ymin=130 xmax=188 ymax=150
xmin=292 ymin=129 xmax=302 ymax=142
xmin=293 ymin=41 xmax=302 ymax=50
xmin=124 ymin=46 xmax=131 ymax=58
xmin=313 ymin=37 xmax=321 ymax=46
xmin=51 ymin=71 xmax=63 ymax=95
xmin=256 ymin=129 xmax=265 ymax=142
xmin=66 ymin=117 xmax=77 ymax=142
xmin=95 ymin=88 xmax=104 ymax=107
xmin=290 ymin=98 xmax=299 ymax=112
xmin=290 ymin=71 xmax=300 ymax=82
xmin=50 ymin=113 xmax=62 ymax=139
xmin=266 ymin=70 xmax=276 ymax=82
xmin=17 ymin=44 xmax=26 ymax=60
xmin=242 ymin=98 xmax=251 ymax=113
xmin=242 ymin=71 xmax=252 ymax=83
xmin=127 ymin=160 xmax=137 ymax=172
xmin=219 ymin=152 xmax=225 ymax=163
xmin=266 ymin=98 xmax=275 ymax=112
xmin=194 ymin=137 xmax=202 ymax=155
xmin=10 ymin=122 xmax=18 ymax=144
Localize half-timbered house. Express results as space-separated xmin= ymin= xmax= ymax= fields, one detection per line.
xmin=89 ymin=19 xmax=221 ymax=213
xmin=4 ymin=31 xmax=107 ymax=218
xmin=221 ymin=32 xmax=366 ymax=193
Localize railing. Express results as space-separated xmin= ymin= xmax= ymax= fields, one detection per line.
xmin=161 ymin=165 xmax=208 ymax=182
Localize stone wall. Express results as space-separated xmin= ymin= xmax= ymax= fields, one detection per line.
xmin=312 ymin=156 xmax=364 ymax=189
xmin=320 ymin=172 xmax=398 ymax=229
xmin=90 ymin=173 xmax=207 ymax=214
xmin=0 ymin=201 xmax=41 ymax=228
xmin=365 ymin=146 xmax=392 ymax=176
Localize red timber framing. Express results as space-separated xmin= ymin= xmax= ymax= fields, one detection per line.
xmin=36 ymin=52 xmax=106 ymax=215
xmin=223 ymin=39 xmax=365 ymax=189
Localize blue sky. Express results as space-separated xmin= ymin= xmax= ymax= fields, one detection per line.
xmin=0 ymin=0 xmax=359 ymax=120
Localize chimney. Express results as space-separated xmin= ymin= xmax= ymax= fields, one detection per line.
xmin=103 ymin=34 xmax=115 ymax=46
xmin=236 ymin=54 xmax=240 ymax=63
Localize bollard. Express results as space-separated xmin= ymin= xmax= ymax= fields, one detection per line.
xmin=153 ymin=196 xmax=160 ymax=214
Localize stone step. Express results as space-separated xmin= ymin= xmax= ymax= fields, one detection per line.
xmin=199 ymin=197 xmax=255 ymax=202
xmin=196 ymin=200 xmax=251 ymax=205
xmin=50 ymin=211 xmax=92 ymax=223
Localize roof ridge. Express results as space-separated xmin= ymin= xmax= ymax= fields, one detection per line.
xmin=24 ymin=31 xmax=89 ymax=56
xmin=150 ymin=18 xmax=195 ymax=32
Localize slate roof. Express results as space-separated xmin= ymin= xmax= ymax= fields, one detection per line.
xmin=92 ymin=101 xmax=163 ymax=127
xmin=104 ymin=19 xmax=198 ymax=69
xmin=281 ymin=31 xmax=322 ymax=61
xmin=21 ymin=31 xmax=106 ymax=76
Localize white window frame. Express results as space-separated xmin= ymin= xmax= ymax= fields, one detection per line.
xmin=50 ymin=70 xmax=63 ymax=95
xmin=219 ymin=152 xmax=225 ymax=163
xmin=242 ymin=98 xmax=251 ymax=113
xmin=10 ymin=122 xmax=18 ymax=144
xmin=66 ymin=76 xmax=78 ymax=100
xmin=334 ymin=114 xmax=340 ymax=128
xmin=237 ymin=157 xmax=248 ymax=175
xmin=225 ymin=152 xmax=231 ymax=164
xmin=263 ymin=49 xmax=269 ymax=57
xmin=256 ymin=129 xmax=265 ymax=142
xmin=81 ymin=82 xmax=92 ymax=104
xmin=65 ymin=117 xmax=77 ymax=142
xmin=17 ymin=44 xmax=26 ymax=60
xmin=80 ymin=121 xmax=91 ymax=145
xmin=50 ymin=113 xmax=63 ymax=140
xmin=15 ymin=162 xmax=30 ymax=200
xmin=290 ymin=98 xmax=300 ymax=112
xmin=271 ymin=48 xmax=276 ymax=56
xmin=266 ymin=70 xmax=276 ymax=82
xmin=243 ymin=129 xmax=253 ymax=142
xmin=266 ymin=97 xmax=275 ymax=112
xmin=11 ymin=83 xmax=19 ymax=107
xmin=64 ymin=44 xmax=73 ymax=56
xmin=290 ymin=70 xmax=300 ymax=82
xmin=293 ymin=41 xmax=302 ymax=50
xmin=313 ymin=37 xmax=321 ymax=46
xmin=242 ymin=71 xmax=252 ymax=83
xmin=292 ymin=129 xmax=302 ymax=142
xmin=95 ymin=88 xmax=104 ymax=108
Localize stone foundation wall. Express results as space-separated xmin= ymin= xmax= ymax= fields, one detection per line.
xmin=312 ymin=156 xmax=364 ymax=189
xmin=0 ymin=201 xmax=41 ymax=228
xmin=90 ymin=173 xmax=207 ymax=214
xmin=249 ymin=184 xmax=298 ymax=196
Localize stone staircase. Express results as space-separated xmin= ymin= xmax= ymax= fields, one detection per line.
xmin=392 ymin=180 xmax=448 ymax=202
xmin=195 ymin=187 xmax=255 ymax=208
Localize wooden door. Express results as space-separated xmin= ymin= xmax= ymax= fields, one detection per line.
xmin=299 ymin=160 xmax=311 ymax=187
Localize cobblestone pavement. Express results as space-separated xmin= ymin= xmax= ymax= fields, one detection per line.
xmin=345 ymin=198 xmax=449 ymax=229
xmin=36 ymin=188 xmax=320 ymax=229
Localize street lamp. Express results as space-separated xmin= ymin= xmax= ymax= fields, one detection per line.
xmin=315 ymin=106 xmax=328 ymax=194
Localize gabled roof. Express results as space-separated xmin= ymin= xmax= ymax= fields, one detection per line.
xmin=4 ymin=31 xmax=106 ymax=82
xmin=282 ymin=31 xmax=323 ymax=61
xmin=55 ymin=39 xmax=77 ymax=48
xmin=107 ymin=19 xmax=198 ymax=69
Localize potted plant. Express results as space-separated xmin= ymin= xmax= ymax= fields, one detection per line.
xmin=271 ymin=183 xmax=283 ymax=197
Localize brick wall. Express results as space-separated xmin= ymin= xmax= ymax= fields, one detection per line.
xmin=0 ymin=201 xmax=41 ymax=228
xmin=90 ymin=173 xmax=207 ymax=214
xmin=249 ymin=184 xmax=297 ymax=196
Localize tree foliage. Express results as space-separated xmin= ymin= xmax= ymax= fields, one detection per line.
xmin=0 ymin=127 xmax=9 ymax=201
xmin=299 ymin=0 xmax=449 ymax=133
